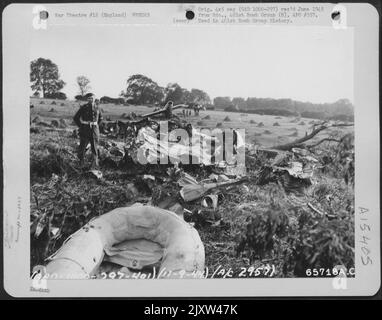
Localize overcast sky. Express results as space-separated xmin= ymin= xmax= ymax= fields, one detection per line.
xmin=30 ymin=25 xmax=353 ymax=104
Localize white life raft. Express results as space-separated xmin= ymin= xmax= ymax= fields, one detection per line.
xmin=45 ymin=205 xmax=205 ymax=279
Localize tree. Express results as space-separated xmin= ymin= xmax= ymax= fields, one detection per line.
xmin=213 ymin=96 xmax=232 ymax=109
xmin=189 ymin=89 xmax=211 ymax=105
xmin=232 ymin=97 xmax=247 ymax=109
xmin=122 ymin=74 xmax=164 ymax=105
xmin=30 ymin=58 xmax=66 ymax=98
xmin=164 ymin=83 xmax=187 ymax=104
xmin=76 ymin=76 xmax=91 ymax=96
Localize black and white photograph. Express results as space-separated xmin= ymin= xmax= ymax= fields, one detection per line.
xmin=28 ymin=12 xmax=357 ymax=280
xmin=2 ymin=3 xmax=379 ymax=297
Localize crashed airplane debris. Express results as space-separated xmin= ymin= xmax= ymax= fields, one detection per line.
xmin=30 ymin=95 xmax=354 ymax=280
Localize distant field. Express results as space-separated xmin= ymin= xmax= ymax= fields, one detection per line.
xmin=30 ymin=98 xmax=351 ymax=147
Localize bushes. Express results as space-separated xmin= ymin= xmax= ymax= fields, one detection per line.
xmin=100 ymin=96 xmax=125 ymax=104
xmin=75 ymin=93 xmax=94 ymax=101
xmin=285 ymin=204 xmax=354 ymax=276
xmin=236 ymin=179 xmax=354 ymax=277
xmin=51 ymin=120 xmax=59 ymax=127
xmin=237 ymin=207 xmax=289 ymax=260
xmin=45 ymin=92 xmax=67 ymax=100
xmin=30 ymin=141 xmax=77 ymax=179
xmin=75 ymin=95 xmax=87 ymax=101
xmin=235 ymin=132 xmax=355 ymax=277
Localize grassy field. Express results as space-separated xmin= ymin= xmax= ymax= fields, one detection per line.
xmin=31 ymin=97 xmax=346 ymax=148
xmin=30 ymin=98 xmax=355 ymax=278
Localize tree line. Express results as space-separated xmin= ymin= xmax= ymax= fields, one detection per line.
xmin=213 ymin=96 xmax=354 ymax=121
xmin=30 ymin=57 xmax=354 ymax=121
xmin=30 ymin=58 xmax=211 ymax=107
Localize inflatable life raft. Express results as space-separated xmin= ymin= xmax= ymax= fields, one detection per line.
xmin=45 ymin=205 xmax=205 ymax=279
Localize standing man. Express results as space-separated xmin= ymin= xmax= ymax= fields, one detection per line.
xmin=73 ymin=94 xmax=103 ymax=168
xmin=164 ymin=100 xmax=173 ymax=119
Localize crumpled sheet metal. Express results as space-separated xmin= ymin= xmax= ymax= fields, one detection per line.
xmin=201 ymin=195 xmax=219 ymax=210
xmin=177 ymin=172 xmax=199 ymax=187
xmin=132 ymin=125 xmax=247 ymax=170
xmin=292 ymin=147 xmax=319 ymax=163
xmin=273 ymin=161 xmax=314 ymax=180
xmin=135 ymin=127 xmax=219 ymax=165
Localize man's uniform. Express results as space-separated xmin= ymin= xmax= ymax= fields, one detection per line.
xmin=73 ymin=101 xmax=103 ymax=167
xmin=164 ymin=102 xmax=173 ymax=119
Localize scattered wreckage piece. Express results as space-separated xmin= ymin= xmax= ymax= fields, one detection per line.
xmin=177 ymin=172 xmax=199 ymax=187
xmin=140 ymin=103 xmax=188 ymax=119
xmin=257 ymin=160 xmax=315 ymax=195
xmin=133 ymin=125 xmax=218 ymax=166
xmin=86 ymin=169 xmax=103 ymax=180
xmin=180 ymin=177 xmax=248 ymax=202
xmin=273 ymin=161 xmax=314 ymax=180
xmin=133 ymin=122 xmax=246 ymax=171
xmin=201 ymin=194 xmax=219 ymax=210
xmin=44 ymin=205 xmax=205 ymax=279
